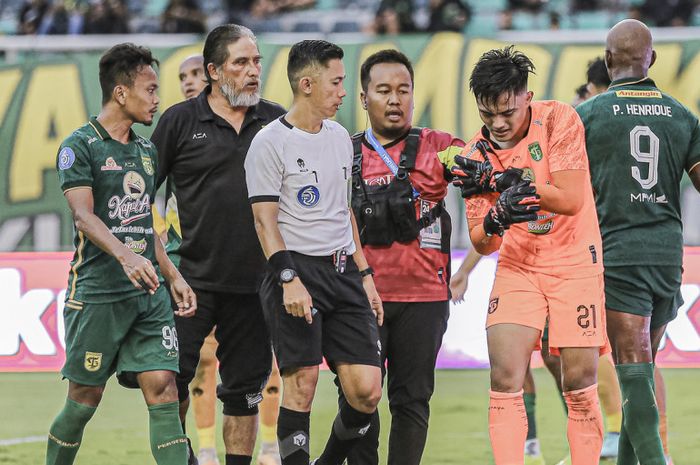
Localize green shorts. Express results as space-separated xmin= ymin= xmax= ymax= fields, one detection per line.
xmin=604 ymin=265 xmax=683 ymax=329
xmin=62 ymin=286 xmax=179 ymax=388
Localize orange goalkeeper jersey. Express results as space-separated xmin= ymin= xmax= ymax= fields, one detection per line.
xmin=464 ymin=100 xmax=604 ymax=278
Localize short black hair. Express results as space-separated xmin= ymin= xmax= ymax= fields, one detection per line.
xmin=99 ymin=43 xmax=159 ymax=105
xmin=360 ymin=49 xmax=414 ymax=92
xmin=575 ymin=83 xmax=588 ymax=99
xmin=203 ymin=24 xmax=256 ymax=84
xmin=287 ymin=40 xmax=344 ymax=93
xmin=469 ymin=45 xmax=535 ymax=108
xmin=586 ymin=57 xmax=611 ymax=89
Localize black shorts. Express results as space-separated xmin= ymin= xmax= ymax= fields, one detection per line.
xmin=260 ymin=252 xmax=381 ymax=372
xmin=174 ymin=290 xmax=272 ymax=416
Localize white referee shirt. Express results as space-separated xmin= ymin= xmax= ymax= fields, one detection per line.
xmin=245 ymin=116 xmax=356 ymax=256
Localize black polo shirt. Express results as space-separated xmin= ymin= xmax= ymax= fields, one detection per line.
xmin=152 ymin=86 xmax=286 ymax=293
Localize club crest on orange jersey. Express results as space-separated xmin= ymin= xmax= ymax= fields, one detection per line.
xmin=528 ymin=142 xmax=543 ymax=161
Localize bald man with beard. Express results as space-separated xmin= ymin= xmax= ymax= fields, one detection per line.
xmin=577 ymin=19 xmax=700 ymax=465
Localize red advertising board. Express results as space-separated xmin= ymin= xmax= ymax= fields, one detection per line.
xmin=1 ymin=250 xmax=699 ymax=371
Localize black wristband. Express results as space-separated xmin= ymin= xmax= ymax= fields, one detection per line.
xmin=359 ymin=266 xmax=374 ymax=277
xmin=268 ymin=250 xmax=296 ymax=275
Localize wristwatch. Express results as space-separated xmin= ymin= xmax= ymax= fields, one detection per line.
xmin=359 ymin=266 xmax=375 ymax=278
xmin=279 ymin=268 xmax=297 ymax=285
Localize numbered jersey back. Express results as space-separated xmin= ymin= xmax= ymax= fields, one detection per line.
xmin=577 ymin=79 xmax=700 ymax=267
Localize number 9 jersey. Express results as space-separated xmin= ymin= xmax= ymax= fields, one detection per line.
xmin=577 ymin=78 xmax=700 ymax=269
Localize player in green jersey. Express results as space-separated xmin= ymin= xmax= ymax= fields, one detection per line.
xmin=577 ymin=19 xmax=700 ymax=465
xmin=46 ymin=43 xmax=197 ymax=465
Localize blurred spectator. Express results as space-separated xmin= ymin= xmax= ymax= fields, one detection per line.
xmin=161 ymin=0 xmax=207 ymax=33
xmin=572 ymin=83 xmax=588 ymax=107
xmin=631 ymin=0 xmax=696 ymax=27
xmin=366 ymin=0 xmax=417 ymax=34
xmin=249 ymin=0 xmax=315 ymax=19
xmin=426 ymin=0 xmax=471 ymax=32
xmin=507 ymin=0 xmax=546 ymax=12
xmin=498 ymin=9 xmax=513 ymax=29
xmin=549 ymin=10 xmax=560 ymax=29
xmin=38 ymin=0 xmax=84 ymax=34
xmin=18 ymin=0 xmax=49 ymax=34
xmin=82 ymin=0 xmax=129 ymax=33
xmin=585 ymin=57 xmax=610 ymax=96
xmin=571 ymin=0 xmax=599 ymax=12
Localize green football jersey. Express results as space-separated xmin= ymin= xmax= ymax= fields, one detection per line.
xmin=57 ymin=117 xmax=162 ymax=303
xmin=577 ymin=78 xmax=700 ymax=267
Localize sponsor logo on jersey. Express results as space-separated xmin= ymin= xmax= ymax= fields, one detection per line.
xmin=297 ymin=185 xmax=320 ymax=208
xmin=488 ymin=297 xmax=499 ymax=314
xmin=630 ymin=192 xmax=668 ymax=204
xmin=108 ymin=171 xmax=151 ymax=225
xmin=358 ymin=424 xmax=370 ymax=436
xmin=87 ymin=136 xmax=98 ymax=145
xmin=528 ymin=142 xmax=543 ymax=161
xmin=124 ymin=236 xmax=147 ymax=254
xmin=192 ymin=132 xmax=207 ymax=140
xmin=141 ymin=155 xmax=154 ymax=176
xmin=136 ymin=137 xmax=152 ymax=148
xmin=366 ymin=174 xmax=393 ymax=186
xmin=58 ymin=147 xmax=76 ymax=170
xmin=527 ymin=212 xmax=556 ymax=235
xmin=100 ymin=156 xmax=123 ymax=171
xmin=615 ymin=90 xmax=662 ymax=98
xmin=84 ymin=351 xmax=102 ymax=371
xmin=297 ymin=158 xmax=308 ymax=172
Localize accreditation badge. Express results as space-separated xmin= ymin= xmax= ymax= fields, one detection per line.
xmin=418 ymin=199 xmax=441 ymax=250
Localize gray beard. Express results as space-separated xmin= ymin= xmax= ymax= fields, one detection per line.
xmin=220 ymin=82 xmax=260 ymax=108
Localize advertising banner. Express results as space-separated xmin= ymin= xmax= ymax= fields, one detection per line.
xmin=2 ymin=250 xmax=699 ymax=371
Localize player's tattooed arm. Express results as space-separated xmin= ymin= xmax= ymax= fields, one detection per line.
xmin=64 ymin=187 xmax=160 ymax=293
xmin=154 ymin=235 xmax=196 ymax=317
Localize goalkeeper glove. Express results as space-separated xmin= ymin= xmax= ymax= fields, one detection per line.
xmin=483 ymin=183 xmax=541 ymax=237
xmin=451 ymin=140 xmax=527 ymax=197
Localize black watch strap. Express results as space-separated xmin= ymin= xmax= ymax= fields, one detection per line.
xmin=359 ymin=266 xmax=375 ymax=277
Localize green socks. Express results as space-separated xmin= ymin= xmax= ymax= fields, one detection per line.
xmin=46 ymin=398 xmax=97 ymax=465
xmin=615 ymin=363 xmax=665 ymax=465
xmin=523 ymin=392 xmax=537 ymax=440
xmin=148 ymin=401 xmax=188 ymax=465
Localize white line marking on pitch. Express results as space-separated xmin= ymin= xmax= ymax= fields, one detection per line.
xmin=0 ymin=435 xmax=45 ymax=446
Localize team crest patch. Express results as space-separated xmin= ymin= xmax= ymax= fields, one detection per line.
xmin=101 ymin=156 xmax=122 ymax=171
xmin=528 ymin=142 xmax=543 ymax=161
xmin=488 ymin=297 xmax=499 ymax=314
xmin=58 ymin=147 xmax=76 ymax=170
xmin=297 ymin=185 xmax=320 ymax=208
xmin=84 ymin=351 xmax=102 ymax=371
xmin=141 ymin=155 xmax=154 ymax=176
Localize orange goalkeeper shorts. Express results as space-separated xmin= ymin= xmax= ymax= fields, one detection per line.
xmin=486 ymin=260 xmax=610 ymax=355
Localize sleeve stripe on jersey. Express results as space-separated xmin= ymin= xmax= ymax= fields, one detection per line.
xmin=69 ymin=231 xmax=86 ymax=300
xmin=62 ymin=185 xmax=93 ymax=194
xmin=688 ymin=160 xmax=700 ymax=174
xmin=249 ymin=195 xmax=280 ymax=204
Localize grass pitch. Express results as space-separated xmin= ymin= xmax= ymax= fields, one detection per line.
xmin=1 ymin=369 xmax=697 ymax=464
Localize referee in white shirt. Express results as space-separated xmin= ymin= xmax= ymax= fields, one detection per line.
xmin=245 ymin=40 xmax=383 ymax=465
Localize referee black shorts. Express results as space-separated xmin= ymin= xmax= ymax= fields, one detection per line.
xmin=260 ymin=252 xmax=381 ymax=372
